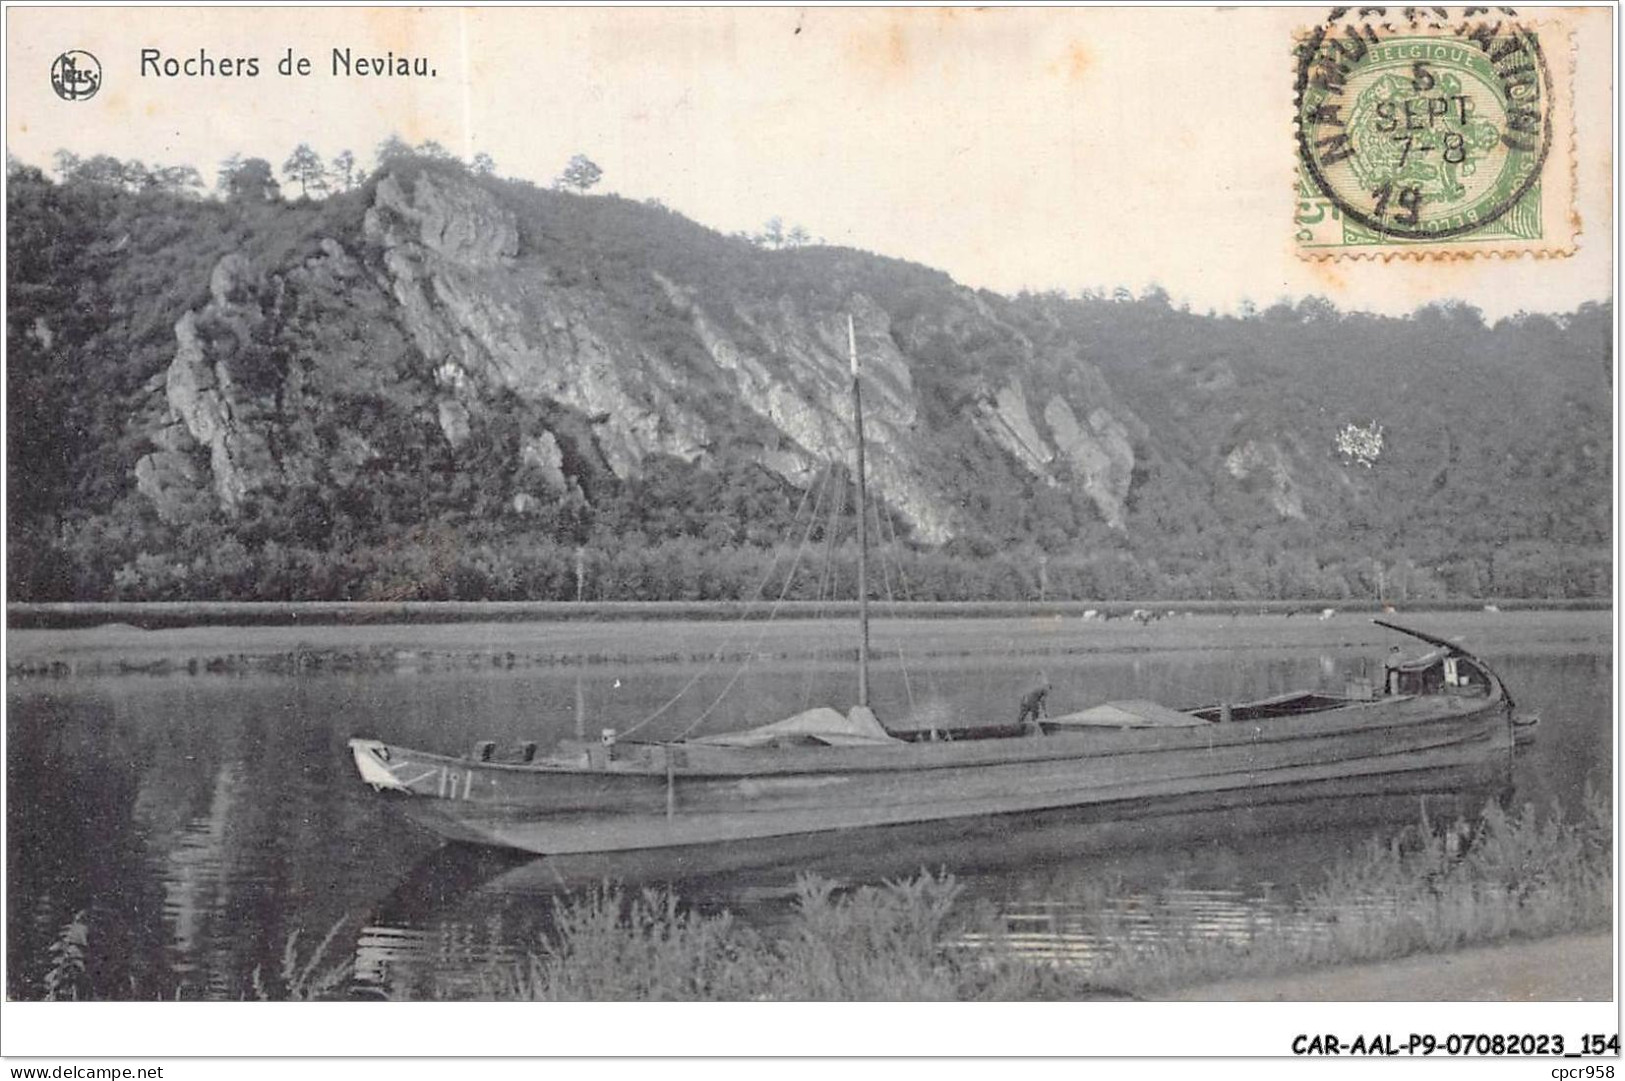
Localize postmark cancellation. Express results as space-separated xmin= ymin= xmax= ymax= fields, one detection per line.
xmin=1294 ymin=8 xmax=1576 ymax=260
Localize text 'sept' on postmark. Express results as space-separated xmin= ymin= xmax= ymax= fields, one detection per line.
xmin=1294 ymin=8 xmax=1575 ymax=260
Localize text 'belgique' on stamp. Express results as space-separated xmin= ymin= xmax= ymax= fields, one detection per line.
xmin=1294 ymin=7 xmax=1575 ymax=259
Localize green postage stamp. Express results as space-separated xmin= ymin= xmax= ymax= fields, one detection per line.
xmin=1294 ymin=8 xmax=1575 ymax=258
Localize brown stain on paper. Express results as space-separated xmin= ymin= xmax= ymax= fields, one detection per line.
xmin=842 ymin=7 xmax=1001 ymax=85
xmin=843 ymin=9 xmax=1094 ymax=102
xmin=357 ymin=6 xmax=435 ymax=145
xmin=1305 ymin=255 xmax=1348 ymax=294
xmin=1049 ymin=41 xmax=1092 ymax=82
xmin=847 ymin=17 xmax=912 ymax=83
xmin=100 ymin=89 xmax=129 ymax=120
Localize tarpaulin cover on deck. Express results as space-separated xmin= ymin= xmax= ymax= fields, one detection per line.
xmin=1393 ymin=648 xmax=1450 ymax=672
xmin=691 ymin=706 xmax=900 ymax=747
xmin=1046 ymin=700 xmax=1208 ymax=728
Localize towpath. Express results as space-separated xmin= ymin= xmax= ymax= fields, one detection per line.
xmin=1167 ymin=933 xmax=1613 ymax=1001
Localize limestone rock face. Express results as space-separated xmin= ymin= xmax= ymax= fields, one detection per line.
xmin=520 ymin=433 xmax=568 ymax=495
xmin=134 ymin=234 xmax=413 ymax=522
xmin=364 ymin=171 xmax=710 ymax=479
xmin=962 ymin=380 xmax=1139 ymax=531
xmin=370 ymin=172 xmax=519 ymax=267
xmin=133 ymin=167 xmax=1153 ymax=544
xmin=1044 ymin=398 xmax=1135 ymax=530
xmin=975 ymin=383 xmax=1056 ymax=481
xmin=1225 ymin=439 xmax=1307 ymax=520
xmin=659 ymin=277 xmax=947 ymax=540
xmin=360 ymin=171 xmax=960 ymax=537
xmin=135 ymin=255 xmax=281 ymax=518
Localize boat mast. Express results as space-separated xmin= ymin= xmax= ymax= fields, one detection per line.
xmin=848 ymin=314 xmax=870 ymax=708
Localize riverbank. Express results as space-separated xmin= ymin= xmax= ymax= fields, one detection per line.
xmin=1167 ymin=931 xmax=1612 ymax=1000
xmin=408 ymin=793 xmax=1612 ymax=1002
xmin=1011 ymin=788 xmax=1613 ymax=1002
xmin=357 ymin=795 xmax=1612 ymax=1002
xmin=8 ymin=597 xmax=1608 ymax=630
xmin=6 ymin=607 xmax=1610 ymax=679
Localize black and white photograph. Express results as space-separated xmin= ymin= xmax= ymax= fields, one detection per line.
xmin=2 ymin=3 xmax=1617 ymax=1067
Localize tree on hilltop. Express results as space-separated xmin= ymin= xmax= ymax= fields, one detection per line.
xmin=281 ymin=143 xmax=329 ymax=198
xmin=67 ymin=154 xmax=130 ymax=189
xmin=219 ymin=156 xmax=280 ymax=202
xmin=373 ymin=134 xmax=413 ymax=171
xmin=756 ymin=216 xmax=785 ymax=249
xmin=328 ymin=150 xmax=358 ymax=192
xmin=556 ymin=154 xmax=603 ymax=193
xmin=50 ymin=150 xmax=80 ymax=182
xmin=750 ymin=217 xmax=815 ymax=250
xmin=45 ymin=150 xmax=201 ymax=195
xmin=149 ymin=164 xmax=204 ymax=195
xmin=215 ymin=153 xmax=243 ymax=196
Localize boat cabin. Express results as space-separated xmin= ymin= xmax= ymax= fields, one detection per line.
xmin=1383 ymin=648 xmax=1492 ymax=698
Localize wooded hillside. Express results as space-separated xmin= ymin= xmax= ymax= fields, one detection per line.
xmin=6 ymin=152 xmax=1611 ymax=603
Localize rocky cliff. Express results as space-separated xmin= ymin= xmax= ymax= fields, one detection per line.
xmin=10 ymin=153 xmax=1611 ymax=602
xmin=133 ymin=163 xmax=1154 ymax=543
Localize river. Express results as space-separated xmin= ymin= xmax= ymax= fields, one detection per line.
xmin=5 ymin=611 xmax=1610 ymax=999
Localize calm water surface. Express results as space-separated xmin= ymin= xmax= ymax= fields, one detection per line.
xmin=6 ymin=620 xmax=1611 ymax=999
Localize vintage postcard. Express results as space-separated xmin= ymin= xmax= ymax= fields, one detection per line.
xmin=3 ymin=4 xmax=1615 ymax=1070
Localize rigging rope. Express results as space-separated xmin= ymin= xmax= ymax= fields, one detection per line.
xmin=800 ymin=463 xmax=846 ymax=710
xmin=671 ymin=468 xmax=835 ymax=741
xmin=871 ymin=491 xmax=916 ymax=713
xmin=614 ymin=465 xmax=827 ymax=741
xmin=882 ymin=501 xmax=942 ymax=712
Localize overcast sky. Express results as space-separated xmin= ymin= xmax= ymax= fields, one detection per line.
xmin=7 ymin=7 xmax=1613 ymax=319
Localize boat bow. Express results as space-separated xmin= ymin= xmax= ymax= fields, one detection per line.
xmin=350 ymin=738 xmax=412 ymax=793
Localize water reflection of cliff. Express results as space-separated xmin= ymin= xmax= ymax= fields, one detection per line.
xmin=9 ymin=677 xmax=427 ymax=999
xmin=7 ymin=690 xmax=173 ymax=999
xmin=130 ymin=681 xmax=427 ymax=997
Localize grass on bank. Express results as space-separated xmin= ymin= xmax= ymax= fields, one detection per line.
xmin=38 ymin=792 xmax=1613 ymax=1001
xmin=1074 ymin=787 xmax=1612 ymax=997
xmin=438 ymin=791 xmax=1613 ymax=1001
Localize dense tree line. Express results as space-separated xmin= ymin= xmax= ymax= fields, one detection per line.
xmin=16 ymin=529 xmax=1602 ymax=604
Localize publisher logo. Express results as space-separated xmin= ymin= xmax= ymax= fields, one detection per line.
xmin=50 ymin=50 xmax=101 ymax=101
